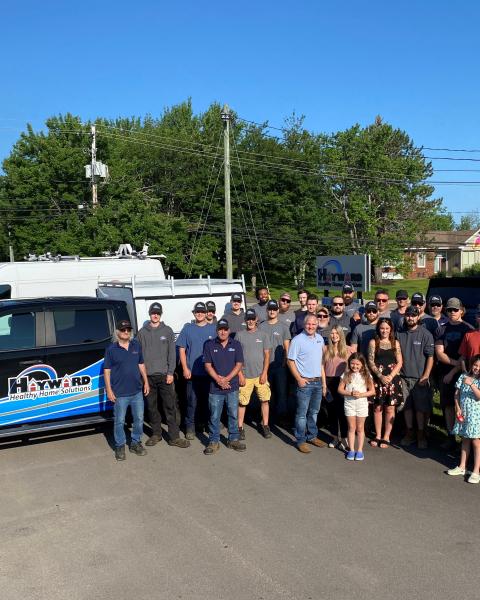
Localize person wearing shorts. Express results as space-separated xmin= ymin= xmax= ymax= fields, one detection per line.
xmin=236 ymin=308 xmax=272 ymax=439
xmin=397 ymin=305 xmax=434 ymax=449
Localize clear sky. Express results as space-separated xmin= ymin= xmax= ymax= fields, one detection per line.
xmin=2 ymin=0 xmax=479 ymax=219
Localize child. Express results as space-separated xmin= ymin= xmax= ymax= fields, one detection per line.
xmin=338 ymin=353 xmax=376 ymax=461
xmin=447 ymin=354 xmax=480 ymax=483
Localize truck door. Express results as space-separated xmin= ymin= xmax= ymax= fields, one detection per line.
xmin=43 ymin=304 xmax=114 ymax=421
xmin=0 ymin=307 xmax=47 ymax=427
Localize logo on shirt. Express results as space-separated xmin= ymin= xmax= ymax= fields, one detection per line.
xmin=413 ymin=341 xmax=422 ymax=346
xmin=160 ymin=336 xmax=167 ymax=341
xmin=255 ymin=339 xmax=263 ymax=343
xmin=228 ymin=348 xmax=236 ymax=352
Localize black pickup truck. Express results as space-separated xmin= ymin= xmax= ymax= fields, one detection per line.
xmin=0 ymin=297 xmax=129 ymax=438
xmin=426 ymin=277 xmax=480 ymax=326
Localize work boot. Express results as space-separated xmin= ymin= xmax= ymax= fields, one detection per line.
xmin=260 ymin=424 xmax=272 ymax=439
xmin=297 ymin=443 xmax=312 ymax=454
xmin=227 ymin=439 xmax=246 ymax=452
xmin=115 ymin=445 xmax=126 ymax=461
xmin=400 ymin=429 xmax=415 ymax=447
xmin=239 ymin=427 xmax=246 ymax=441
xmin=129 ymin=442 xmax=147 ymax=456
xmin=185 ymin=429 xmax=195 ymax=441
xmin=308 ymin=437 xmax=327 ymax=448
xmin=168 ymin=437 xmax=190 ymax=448
xmin=146 ymin=434 xmax=162 ymax=447
xmin=203 ymin=442 xmax=220 ymax=455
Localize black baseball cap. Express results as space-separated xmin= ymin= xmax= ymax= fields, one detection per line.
xmin=148 ymin=302 xmax=162 ymax=315
xmin=216 ymin=318 xmax=229 ymax=330
xmin=267 ymin=299 xmax=279 ymax=310
xmin=245 ymin=308 xmax=257 ymax=321
xmin=206 ymin=300 xmax=216 ymax=312
xmin=231 ymin=293 xmax=242 ymax=302
xmin=395 ymin=289 xmax=408 ymax=300
xmin=405 ymin=305 xmax=420 ymax=317
xmin=365 ymin=301 xmax=378 ymax=312
xmin=428 ymin=295 xmax=443 ymax=305
xmin=411 ymin=292 xmax=425 ymax=304
xmin=117 ymin=319 xmax=132 ymax=330
xmin=342 ymin=283 xmax=354 ymax=293
xmin=193 ymin=301 xmax=207 ymax=313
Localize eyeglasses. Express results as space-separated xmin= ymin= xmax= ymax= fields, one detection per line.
xmin=332 ymin=303 xmax=344 ymax=306
xmin=280 ymin=298 xmax=291 ymax=303
xmin=412 ymin=301 xmax=425 ymax=306
xmin=429 ymin=303 xmax=442 ymax=308
xmin=447 ymin=307 xmax=460 ymax=313
xmin=376 ymin=298 xmax=388 ymax=303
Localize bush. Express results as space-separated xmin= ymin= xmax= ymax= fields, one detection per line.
xmin=461 ymin=264 xmax=480 ymax=277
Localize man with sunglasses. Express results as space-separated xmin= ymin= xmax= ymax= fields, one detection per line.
xmin=350 ymin=301 xmax=380 ymax=358
xmin=374 ymin=289 xmax=391 ymax=318
xmin=277 ymin=292 xmax=295 ymax=329
xmin=260 ymin=299 xmax=291 ymax=426
xmin=427 ymin=295 xmax=448 ymax=327
xmin=177 ymin=302 xmax=217 ymax=439
xmin=410 ymin=293 xmax=437 ymax=335
xmin=329 ymin=295 xmax=353 ymax=343
xmin=342 ymin=282 xmax=362 ymax=321
xmin=105 ymin=320 xmax=150 ymax=461
xmin=435 ymin=297 xmax=474 ymax=449
xmin=139 ymin=303 xmax=190 ymax=449
xmin=316 ymin=307 xmax=332 ymax=344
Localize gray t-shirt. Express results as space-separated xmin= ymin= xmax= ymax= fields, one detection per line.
xmin=221 ymin=308 xmax=247 ymax=335
xmin=351 ymin=322 xmax=377 ymax=357
xmin=236 ymin=328 xmax=272 ymax=378
xmin=397 ymin=326 xmax=434 ymax=379
xmin=259 ymin=321 xmax=291 ymax=369
xmin=278 ymin=309 xmax=295 ymax=329
xmin=251 ymin=302 xmax=268 ymax=324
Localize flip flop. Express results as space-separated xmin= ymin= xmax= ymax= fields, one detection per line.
xmin=369 ymin=439 xmax=379 ymax=447
xmin=379 ymin=439 xmax=390 ymax=449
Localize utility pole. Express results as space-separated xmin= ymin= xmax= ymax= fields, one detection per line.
xmin=91 ymin=125 xmax=98 ymax=208
xmin=221 ymin=104 xmax=233 ymax=279
xmin=7 ymin=225 xmax=14 ymax=262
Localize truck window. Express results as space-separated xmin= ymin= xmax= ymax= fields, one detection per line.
xmin=0 ymin=285 xmax=11 ymax=300
xmin=52 ymin=308 xmax=111 ymax=345
xmin=0 ymin=311 xmax=35 ymax=350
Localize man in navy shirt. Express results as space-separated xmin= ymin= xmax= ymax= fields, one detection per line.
xmin=104 ymin=320 xmax=150 ymax=461
xmin=203 ymin=318 xmax=246 ymax=454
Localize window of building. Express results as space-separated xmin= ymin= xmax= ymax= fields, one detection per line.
xmin=417 ymin=252 xmax=426 ymax=268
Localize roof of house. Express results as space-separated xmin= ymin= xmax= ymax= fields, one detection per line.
xmin=407 ymin=229 xmax=480 ymax=249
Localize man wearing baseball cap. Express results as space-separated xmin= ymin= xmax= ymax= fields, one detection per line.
xmin=277 ymin=292 xmax=295 ymax=329
xmin=203 ymin=318 xmax=246 ymax=454
xmin=138 ymin=303 xmax=189 ymax=449
xmin=177 ymin=301 xmax=217 ymax=439
xmin=390 ymin=290 xmax=409 ymax=330
xmin=427 ymin=295 xmax=448 ymax=327
xmin=342 ymin=283 xmax=362 ymax=321
xmin=236 ymin=308 xmax=272 ymax=439
xmin=104 ymin=320 xmax=150 ymax=461
xmin=205 ymin=300 xmax=217 ymax=325
xmin=409 ymin=292 xmax=437 ymax=335
xmin=222 ymin=293 xmax=247 ymax=336
xmin=350 ymin=301 xmax=380 ymax=358
xmin=260 ymin=299 xmax=292 ymax=426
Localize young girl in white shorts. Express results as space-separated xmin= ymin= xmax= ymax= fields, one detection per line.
xmin=338 ymin=353 xmax=375 ymax=461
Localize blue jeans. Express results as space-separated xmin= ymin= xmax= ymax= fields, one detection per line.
xmin=294 ymin=381 xmax=322 ymax=445
xmin=208 ymin=391 xmax=240 ymax=443
xmin=113 ymin=391 xmax=144 ymax=447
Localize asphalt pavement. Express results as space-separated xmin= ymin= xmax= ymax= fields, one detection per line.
xmin=0 ymin=422 xmax=478 ymax=600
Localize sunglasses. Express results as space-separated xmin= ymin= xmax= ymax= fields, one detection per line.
xmin=412 ymin=301 xmax=425 ymax=306
xmin=429 ymin=303 xmax=442 ymax=308
xmin=280 ymin=298 xmax=291 ymax=303
xmin=119 ymin=328 xmax=132 ymax=332
xmin=332 ymin=303 xmax=344 ymax=306
xmin=366 ymin=309 xmax=378 ymax=314
xmin=317 ymin=314 xmax=329 ymax=318
xmin=447 ymin=307 xmax=460 ymax=313
xmin=376 ymin=298 xmax=388 ymax=303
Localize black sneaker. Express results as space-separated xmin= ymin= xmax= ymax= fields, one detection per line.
xmin=203 ymin=442 xmax=220 ymax=455
xmin=129 ymin=442 xmax=147 ymax=456
xmin=185 ymin=429 xmax=195 ymax=441
xmin=168 ymin=437 xmax=190 ymax=448
xmin=260 ymin=425 xmax=272 ymax=439
xmin=146 ymin=434 xmax=162 ymax=447
xmin=239 ymin=427 xmax=246 ymax=441
xmin=115 ymin=445 xmax=126 ymax=461
xmin=227 ymin=439 xmax=246 ymax=452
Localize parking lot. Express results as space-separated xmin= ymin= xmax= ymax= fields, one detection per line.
xmin=0 ymin=423 xmax=478 ymax=600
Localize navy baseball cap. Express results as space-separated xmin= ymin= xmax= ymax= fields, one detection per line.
xmin=148 ymin=302 xmax=162 ymax=315
xmin=245 ymin=308 xmax=257 ymax=321
xmin=117 ymin=319 xmax=132 ymax=330
xmin=216 ymin=318 xmax=229 ymax=330
xmin=365 ymin=301 xmax=378 ymax=312
xmin=342 ymin=283 xmax=354 ymax=293
xmin=231 ymin=293 xmax=242 ymax=302
xmin=267 ymin=299 xmax=279 ymax=310
xmin=206 ymin=300 xmax=216 ymax=312
xmin=193 ymin=301 xmax=207 ymax=313
xmin=395 ymin=289 xmax=408 ymax=300
xmin=411 ymin=293 xmax=425 ymax=304
xmin=429 ymin=295 xmax=443 ymax=305
xmin=405 ymin=305 xmax=420 ymax=316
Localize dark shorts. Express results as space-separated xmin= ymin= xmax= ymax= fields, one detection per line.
xmin=402 ymin=378 xmax=433 ymax=413
xmin=439 ymin=374 xmax=460 ymax=409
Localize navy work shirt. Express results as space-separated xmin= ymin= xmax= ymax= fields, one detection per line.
xmin=203 ymin=337 xmax=244 ymax=395
xmin=104 ymin=338 xmax=144 ymax=397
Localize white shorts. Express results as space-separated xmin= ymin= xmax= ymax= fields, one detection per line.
xmin=344 ymin=397 xmax=369 ymax=418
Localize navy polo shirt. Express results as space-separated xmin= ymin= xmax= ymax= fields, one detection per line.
xmin=104 ymin=338 xmax=144 ymax=397
xmin=203 ymin=337 xmax=244 ymax=395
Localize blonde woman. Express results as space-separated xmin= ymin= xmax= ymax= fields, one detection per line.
xmin=323 ymin=325 xmax=351 ymax=450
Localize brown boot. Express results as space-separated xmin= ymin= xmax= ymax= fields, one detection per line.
xmin=297 ymin=443 xmax=312 ymax=454
xmin=308 ymin=437 xmax=327 ymax=448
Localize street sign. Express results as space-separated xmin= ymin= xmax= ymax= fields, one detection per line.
xmin=316 ymin=255 xmax=371 ymax=293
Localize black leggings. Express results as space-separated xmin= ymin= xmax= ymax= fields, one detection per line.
xmin=325 ymin=376 xmax=348 ymax=439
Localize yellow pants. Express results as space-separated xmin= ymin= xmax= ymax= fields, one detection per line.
xmin=239 ymin=377 xmax=271 ymax=406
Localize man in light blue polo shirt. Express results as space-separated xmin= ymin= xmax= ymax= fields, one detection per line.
xmin=288 ymin=314 xmax=327 ymax=453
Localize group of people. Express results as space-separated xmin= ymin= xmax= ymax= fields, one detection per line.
xmin=103 ymin=284 xmax=480 ymax=482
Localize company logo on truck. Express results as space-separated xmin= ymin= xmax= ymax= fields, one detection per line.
xmin=8 ymin=364 xmax=92 ymax=401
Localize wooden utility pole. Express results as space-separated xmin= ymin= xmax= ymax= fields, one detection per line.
xmin=221 ymin=104 xmax=233 ymax=279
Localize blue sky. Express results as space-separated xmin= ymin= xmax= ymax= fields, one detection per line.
xmin=2 ymin=0 xmax=479 ymax=219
